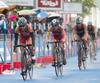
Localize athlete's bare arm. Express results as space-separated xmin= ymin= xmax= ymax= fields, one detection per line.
xmin=71 ymin=25 xmax=76 ymax=41
xmin=83 ymin=24 xmax=88 ymax=37
xmin=27 ymin=24 xmax=33 ymax=32
xmin=15 ymin=26 xmax=20 ymax=33
xmin=93 ymin=25 xmax=97 ymax=39
xmin=46 ymin=27 xmax=52 ymax=43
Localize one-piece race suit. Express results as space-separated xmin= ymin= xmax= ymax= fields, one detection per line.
xmin=19 ymin=24 xmax=31 ymax=43
xmin=52 ymin=27 xmax=64 ymax=40
xmin=76 ymin=24 xmax=85 ymax=37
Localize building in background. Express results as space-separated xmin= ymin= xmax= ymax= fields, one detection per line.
xmin=84 ymin=0 xmax=100 ymax=31
xmin=70 ymin=0 xmax=100 ymax=32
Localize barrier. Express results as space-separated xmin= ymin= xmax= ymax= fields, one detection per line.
xmin=3 ymin=64 xmax=12 ymax=70
xmin=13 ymin=61 xmax=21 ymax=68
xmin=1 ymin=20 xmax=100 ymax=75
xmin=0 ymin=65 xmax=3 ymax=74
xmin=11 ymin=21 xmax=14 ymax=68
xmin=0 ymin=61 xmax=21 ymax=74
xmin=0 ymin=62 xmax=12 ymax=71
xmin=4 ymin=21 xmax=7 ymax=64
xmin=0 ymin=54 xmax=3 ymax=62
xmin=0 ymin=22 xmax=77 ymax=71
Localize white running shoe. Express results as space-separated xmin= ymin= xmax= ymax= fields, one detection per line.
xmin=31 ymin=56 xmax=36 ymax=64
xmin=94 ymin=55 xmax=97 ymax=60
xmin=32 ymin=56 xmax=36 ymax=60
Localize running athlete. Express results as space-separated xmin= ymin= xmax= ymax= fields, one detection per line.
xmin=14 ymin=17 xmax=36 ymax=64
xmin=71 ymin=17 xmax=88 ymax=67
xmin=87 ymin=21 xmax=97 ymax=60
xmin=46 ymin=19 xmax=67 ymax=66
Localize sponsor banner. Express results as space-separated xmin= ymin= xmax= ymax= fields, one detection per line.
xmin=36 ymin=0 xmax=63 ymax=10
xmin=0 ymin=0 xmax=34 ymax=6
xmin=59 ymin=2 xmax=83 ymax=14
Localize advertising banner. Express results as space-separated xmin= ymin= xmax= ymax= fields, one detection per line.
xmin=59 ymin=2 xmax=83 ymax=14
xmin=0 ymin=0 xmax=34 ymax=6
xmin=36 ymin=0 xmax=63 ymax=10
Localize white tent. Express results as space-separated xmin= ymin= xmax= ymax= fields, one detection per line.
xmin=46 ymin=12 xmax=61 ymax=18
xmin=0 ymin=1 xmax=8 ymax=8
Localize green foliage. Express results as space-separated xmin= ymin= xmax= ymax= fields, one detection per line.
xmin=15 ymin=7 xmax=34 ymax=11
xmin=72 ymin=0 xmax=96 ymax=18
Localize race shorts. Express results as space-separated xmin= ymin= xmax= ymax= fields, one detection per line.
xmin=52 ymin=35 xmax=64 ymax=40
xmin=19 ymin=35 xmax=31 ymax=44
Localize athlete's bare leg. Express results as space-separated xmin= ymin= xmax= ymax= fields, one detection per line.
xmin=27 ymin=38 xmax=36 ymax=64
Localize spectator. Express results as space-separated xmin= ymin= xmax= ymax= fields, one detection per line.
xmin=0 ymin=14 xmax=5 ymax=33
xmin=0 ymin=14 xmax=5 ymax=25
xmin=12 ymin=10 xmax=17 ymax=16
xmin=40 ymin=18 xmax=47 ymax=34
xmin=31 ymin=15 xmax=39 ymax=32
xmin=12 ymin=11 xmax=20 ymax=33
xmin=24 ymin=15 xmax=30 ymax=23
xmin=7 ymin=17 xmax=11 ymax=34
xmin=2 ymin=9 xmax=9 ymax=16
xmin=59 ymin=18 xmax=63 ymax=26
xmin=29 ymin=16 xmax=33 ymax=27
xmin=33 ymin=15 xmax=37 ymax=21
xmin=0 ymin=9 xmax=9 ymax=33
xmin=46 ymin=18 xmax=52 ymax=30
xmin=15 ymin=13 xmax=19 ymax=21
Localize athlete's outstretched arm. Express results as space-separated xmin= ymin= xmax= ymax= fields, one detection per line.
xmin=93 ymin=25 xmax=97 ymax=39
xmin=83 ymin=24 xmax=88 ymax=37
xmin=71 ymin=25 xmax=76 ymax=41
xmin=14 ymin=26 xmax=20 ymax=46
xmin=46 ymin=27 xmax=52 ymax=44
xmin=27 ymin=24 xmax=35 ymax=46
xmin=60 ymin=26 xmax=66 ymax=41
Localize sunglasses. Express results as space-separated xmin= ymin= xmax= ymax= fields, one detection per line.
xmin=77 ymin=23 xmax=81 ymax=24
xmin=52 ymin=24 xmax=58 ymax=27
xmin=19 ymin=25 xmax=25 ymax=27
xmin=88 ymin=25 xmax=92 ymax=26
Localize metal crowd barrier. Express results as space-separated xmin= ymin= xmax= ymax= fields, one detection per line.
xmin=0 ymin=21 xmax=77 ymax=68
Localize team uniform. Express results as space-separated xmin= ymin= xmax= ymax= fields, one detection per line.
xmin=19 ymin=24 xmax=31 ymax=44
xmin=52 ymin=27 xmax=64 ymax=40
xmin=87 ymin=26 xmax=95 ymax=40
xmin=87 ymin=22 xmax=97 ymax=60
xmin=14 ymin=17 xmax=36 ymax=67
xmin=46 ymin=19 xmax=66 ymax=66
xmin=71 ymin=17 xmax=88 ymax=67
xmin=76 ymin=24 xmax=85 ymax=38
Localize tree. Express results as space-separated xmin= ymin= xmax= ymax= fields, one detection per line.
xmin=72 ymin=0 xmax=96 ymax=18
xmin=16 ymin=6 xmax=34 ymax=11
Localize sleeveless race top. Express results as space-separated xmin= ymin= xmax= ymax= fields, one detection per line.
xmin=52 ymin=26 xmax=64 ymax=40
xmin=76 ymin=24 xmax=85 ymax=37
xmin=19 ymin=24 xmax=30 ymax=37
xmin=87 ymin=26 xmax=95 ymax=35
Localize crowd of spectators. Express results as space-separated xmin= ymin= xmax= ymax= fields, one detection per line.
xmin=0 ymin=9 xmax=66 ymax=35
xmin=0 ymin=9 xmax=19 ymax=34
